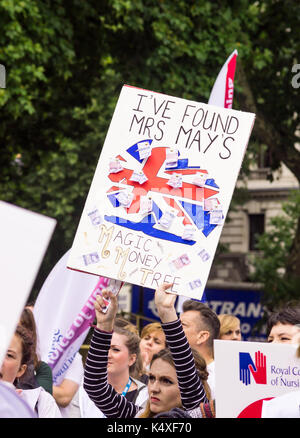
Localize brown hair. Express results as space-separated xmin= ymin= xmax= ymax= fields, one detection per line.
xmin=218 ymin=314 xmax=241 ymax=338
xmin=15 ymin=324 xmax=34 ymax=366
xmin=113 ymin=325 xmax=143 ymax=379
xmin=14 ymin=324 xmax=34 ymax=386
xmin=139 ymin=347 xmax=210 ymax=418
xmin=19 ymin=307 xmax=40 ymax=368
xmin=182 ymin=300 xmax=220 ymax=349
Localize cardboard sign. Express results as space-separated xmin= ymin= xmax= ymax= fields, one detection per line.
xmin=0 ymin=201 xmax=56 ymax=367
xmin=214 ymin=339 xmax=300 ymax=417
xmin=67 ymin=85 xmax=255 ymax=299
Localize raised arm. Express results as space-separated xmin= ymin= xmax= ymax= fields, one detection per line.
xmin=155 ymin=283 xmax=208 ymax=409
xmin=83 ymin=290 xmax=139 ymax=418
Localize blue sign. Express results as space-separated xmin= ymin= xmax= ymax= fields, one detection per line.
xmin=131 ymin=286 xmax=266 ymax=341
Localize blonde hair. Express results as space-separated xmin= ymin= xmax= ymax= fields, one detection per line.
xmin=141 ymin=322 xmax=165 ymax=344
xmin=218 ymin=314 xmax=241 ymax=338
xmin=139 ymin=347 xmax=210 ymax=418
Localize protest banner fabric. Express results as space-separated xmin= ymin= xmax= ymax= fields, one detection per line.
xmin=34 ymin=248 xmax=123 ymax=386
xmin=0 ymin=201 xmax=56 ymax=367
xmin=33 ymin=250 xmax=101 ymax=385
xmin=67 ymin=83 xmax=255 ymax=300
xmin=214 ymin=339 xmax=300 ymax=417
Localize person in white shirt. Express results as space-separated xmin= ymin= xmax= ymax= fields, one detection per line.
xmin=79 ymin=323 xmax=148 ymax=417
xmin=262 ymin=344 xmax=300 ymax=418
xmin=218 ymin=314 xmax=242 ymax=341
xmin=267 ymin=305 xmax=300 ymax=345
xmin=261 ymin=307 xmax=300 ymax=418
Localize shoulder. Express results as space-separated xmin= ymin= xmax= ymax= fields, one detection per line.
xmin=21 ymin=387 xmax=62 ymax=418
xmin=131 ymin=377 xmax=147 ymax=390
xmin=37 ymin=361 xmax=52 ymax=372
xmin=130 ymin=378 xmax=149 ymax=409
xmin=207 ymin=360 xmax=215 ymax=371
xmin=261 ymin=391 xmax=300 ymax=418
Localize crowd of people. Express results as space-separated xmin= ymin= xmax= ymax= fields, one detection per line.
xmin=0 ymin=283 xmax=300 ymax=418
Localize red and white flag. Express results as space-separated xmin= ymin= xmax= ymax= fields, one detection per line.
xmin=208 ymin=49 xmax=238 ymax=108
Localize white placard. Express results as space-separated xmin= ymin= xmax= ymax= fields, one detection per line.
xmin=214 ymin=339 xmax=300 ymax=417
xmin=0 ymin=201 xmax=56 ymax=366
xmin=68 ymin=85 xmax=255 ymax=300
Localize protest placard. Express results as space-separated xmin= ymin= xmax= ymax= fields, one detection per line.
xmin=214 ymin=339 xmax=300 ymax=417
xmin=0 ymin=201 xmax=56 ymax=367
xmin=67 ymin=85 xmax=255 ymax=300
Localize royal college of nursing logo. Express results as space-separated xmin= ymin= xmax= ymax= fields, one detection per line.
xmin=239 ymin=351 xmax=267 ymax=386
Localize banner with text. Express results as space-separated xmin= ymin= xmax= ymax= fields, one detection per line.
xmin=0 ymin=201 xmax=56 ymax=367
xmin=67 ymin=85 xmax=255 ymax=300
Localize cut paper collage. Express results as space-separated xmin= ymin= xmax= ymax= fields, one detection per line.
xmin=68 ymin=84 xmax=255 ymax=300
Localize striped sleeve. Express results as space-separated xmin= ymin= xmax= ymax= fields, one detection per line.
xmin=161 ymin=318 xmax=208 ymax=409
xmin=83 ymin=328 xmax=139 ymax=418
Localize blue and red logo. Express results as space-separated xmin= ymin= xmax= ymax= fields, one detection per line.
xmin=239 ymin=351 xmax=267 ymax=386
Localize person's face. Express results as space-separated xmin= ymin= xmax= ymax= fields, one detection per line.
xmin=267 ymin=323 xmax=300 ymax=344
xmin=140 ymin=330 xmax=165 ymax=363
xmin=0 ymin=334 xmax=26 ymax=384
xmin=180 ymin=310 xmax=208 ymax=349
xmin=148 ymin=358 xmax=181 ymax=414
xmin=220 ymin=323 xmax=242 ymax=341
xmin=107 ymin=333 xmax=136 ymax=375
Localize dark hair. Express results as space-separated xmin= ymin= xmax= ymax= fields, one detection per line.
xmin=113 ymin=325 xmax=142 ymax=379
xmin=267 ymin=303 xmax=300 ymax=336
xmin=15 ymin=325 xmax=34 ymax=368
xmin=182 ymin=300 xmax=220 ymax=348
xmin=19 ymin=307 xmax=40 ymax=367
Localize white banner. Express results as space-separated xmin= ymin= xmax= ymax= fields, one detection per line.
xmin=0 ymin=201 xmax=56 ymax=368
xmin=33 ymin=250 xmax=101 ymax=385
xmin=214 ymin=339 xmax=300 ymax=417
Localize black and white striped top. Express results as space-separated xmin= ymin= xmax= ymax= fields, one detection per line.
xmin=83 ymin=318 xmax=208 ymax=418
